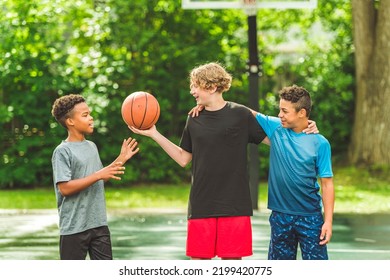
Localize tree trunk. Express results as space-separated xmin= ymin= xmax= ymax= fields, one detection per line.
xmin=349 ymin=0 xmax=390 ymax=166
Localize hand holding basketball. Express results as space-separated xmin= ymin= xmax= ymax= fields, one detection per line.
xmin=128 ymin=124 xmax=157 ymax=137
xmin=121 ymin=91 xmax=160 ymax=130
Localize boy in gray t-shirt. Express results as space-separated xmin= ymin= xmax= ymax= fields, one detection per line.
xmin=51 ymin=94 xmax=139 ymax=260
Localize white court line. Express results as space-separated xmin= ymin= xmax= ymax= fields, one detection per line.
xmin=329 ymin=248 xmax=390 ymax=254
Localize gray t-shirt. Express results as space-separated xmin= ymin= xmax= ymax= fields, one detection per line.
xmin=52 ymin=140 xmax=107 ymax=235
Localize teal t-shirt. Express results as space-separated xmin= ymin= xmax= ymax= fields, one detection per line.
xmin=52 ymin=140 xmax=107 ymax=235
xmin=256 ymin=113 xmax=333 ymax=215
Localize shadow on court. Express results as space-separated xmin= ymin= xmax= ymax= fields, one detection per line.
xmin=0 ymin=209 xmax=389 ymax=260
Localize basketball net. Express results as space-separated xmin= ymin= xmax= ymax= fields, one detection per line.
xmin=242 ymin=0 xmax=257 ymax=16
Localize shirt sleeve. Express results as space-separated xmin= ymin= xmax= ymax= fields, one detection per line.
xmin=248 ymin=110 xmax=266 ymax=144
xmin=316 ymin=137 xmax=333 ymax=178
xmin=52 ymin=147 xmax=72 ymax=185
xmin=255 ymin=113 xmax=281 ymax=138
xmin=179 ymin=116 xmax=192 ymax=153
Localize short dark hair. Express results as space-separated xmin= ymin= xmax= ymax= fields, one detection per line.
xmin=279 ymin=85 xmax=312 ymax=117
xmin=51 ymin=94 xmax=85 ymax=128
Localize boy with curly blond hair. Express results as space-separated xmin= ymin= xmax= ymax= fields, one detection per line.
xmin=129 ymin=62 xmax=266 ymax=259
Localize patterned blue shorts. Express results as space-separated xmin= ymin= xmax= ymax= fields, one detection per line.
xmin=268 ymin=211 xmax=328 ymax=260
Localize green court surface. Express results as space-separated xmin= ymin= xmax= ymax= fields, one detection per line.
xmin=0 ymin=209 xmax=389 ymax=260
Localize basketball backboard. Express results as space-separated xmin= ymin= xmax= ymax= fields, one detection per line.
xmin=182 ymin=0 xmax=317 ymax=10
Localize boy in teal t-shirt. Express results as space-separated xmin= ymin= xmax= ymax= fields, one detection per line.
xmin=255 ymin=85 xmax=334 ymax=260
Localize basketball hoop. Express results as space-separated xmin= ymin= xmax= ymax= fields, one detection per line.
xmin=242 ymin=0 xmax=257 ymax=16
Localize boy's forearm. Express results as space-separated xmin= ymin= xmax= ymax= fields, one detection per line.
xmin=151 ymin=131 xmax=192 ymax=167
xmin=321 ymin=177 xmax=335 ymax=223
xmin=58 ymin=173 xmax=100 ymax=196
xmin=113 ymin=155 xmax=126 ymax=166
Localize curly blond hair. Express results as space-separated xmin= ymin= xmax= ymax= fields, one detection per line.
xmin=190 ymin=62 xmax=232 ymax=93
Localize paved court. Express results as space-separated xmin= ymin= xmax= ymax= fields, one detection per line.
xmin=0 ymin=209 xmax=389 ymax=260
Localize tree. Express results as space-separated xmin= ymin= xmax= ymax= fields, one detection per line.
xmin=0 ymin=0 xmax=250 ymax=187
xmin=350 ymin=0 xmax=390 ymax=166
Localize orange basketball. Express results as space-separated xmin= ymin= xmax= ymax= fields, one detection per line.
xmin=121 ymin=91 xmax=160 ymax=130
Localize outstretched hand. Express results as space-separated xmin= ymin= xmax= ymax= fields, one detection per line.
xmin=119 ymin=137 xmax=139 ymax=162
xmin=188 ymin=105 xmax=204 ymax=117
xmin=96 ymin=161 xmax=126 ymax=181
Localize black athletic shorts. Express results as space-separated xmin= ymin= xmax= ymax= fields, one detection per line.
xmin=59 ymin=226 xmax=112 ymax=260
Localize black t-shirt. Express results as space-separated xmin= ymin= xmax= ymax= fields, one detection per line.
xmin=180 ymin=102 xmax=266 ymax=219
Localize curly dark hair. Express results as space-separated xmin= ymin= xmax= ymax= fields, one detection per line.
xmin=51 ymin=94 xmax=85 ymax=128
xmin=279 ymin=85 xmax=312 ymax=117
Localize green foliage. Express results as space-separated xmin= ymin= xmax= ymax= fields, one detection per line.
xmin=0 ymin=0 xmax=77 ymax=188
xmin=294 ymin=0 xmax=355 ymax=154
xmin=0 ymin=0 xmax=247 ymax=188
xmin=105 ymin=184 xmax=191 ymax=209
xmin=332 ymin=165 xmax=390 ymax=213
xmin=0 ymin=0 xmax=357 ymax=188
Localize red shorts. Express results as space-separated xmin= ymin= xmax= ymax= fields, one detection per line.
xmin=186 ymin=216 xmax=252 ymax=259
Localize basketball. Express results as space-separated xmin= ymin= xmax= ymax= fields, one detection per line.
xmin=121 ymin=91 xmax=160 ymax=130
